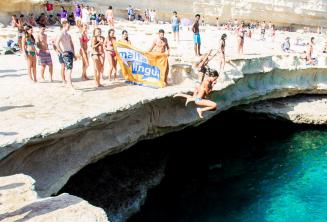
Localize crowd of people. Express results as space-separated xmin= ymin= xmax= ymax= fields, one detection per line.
xmin=7 ymin=2 xmax=325 ymax=118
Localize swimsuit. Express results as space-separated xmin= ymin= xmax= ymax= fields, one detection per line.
xmin=62 ymin=51 xmax=74 ymax=70
xmin=106 ymin=39 xmax=116 ymax=57
xmin=193 ymin=33 xmax=201 ymax=44
xmin=25 ymin=38 xmax=36 ymax=57
xmin=38 ymin=51 xmax=52 ymax=65
xmin=195 ymin=97 xmax=202 ymax=103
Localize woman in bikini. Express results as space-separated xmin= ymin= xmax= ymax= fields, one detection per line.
xmin=236 ymin=22 xmax=245 ymax=55
xmin=104 ymin=29 xmax=117 ymax=81
xmin=121 ymin=30 xmax=131 ymax=45
xmin=91 ymin=28 xmax=105 ymax=87
xmin=79 ymin=24 xmax=90 ymax=80
xmin=22 ymin=25 xmax=37 ymax=82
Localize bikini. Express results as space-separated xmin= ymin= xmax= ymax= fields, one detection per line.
xmin=25 ymin=37 xmax=36 ymax=57
xmin=106 ymin=38 xmax=116 ymax=57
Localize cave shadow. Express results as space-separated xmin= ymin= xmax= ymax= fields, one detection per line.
xmin=0 ymin=183 xmax=24 ymax=190
xmin=0 ymin=105 xmax=34 ymax=112
xmin=78 ymin=82 xmax=127 ymax=92
xmin=0 ymin=194 xmax=82 ymax=221
xmin=0 ymin=132 xmax=18 ymax=136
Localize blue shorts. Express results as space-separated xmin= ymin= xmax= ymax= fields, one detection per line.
xmin=58 ymin=54 xmax=64 ymax=64
xmin=193 ymin=33 xmax=201 ymax=44
xmin=172 ymin=25 xmax=179 ymax=33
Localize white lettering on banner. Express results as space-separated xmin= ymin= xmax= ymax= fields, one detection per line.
xmin=117 ymin=47 xmax=148 ymax=66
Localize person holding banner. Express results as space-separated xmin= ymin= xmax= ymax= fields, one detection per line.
xmin=104 ymin=29 xmax=118 ymax=81
xmin=121 ymin=30 xmax=131 ymax=45
xmin=91 ymin=28 xmax=105 ymax=87
xmin=149 ymin=29 xmax=170 ymax=85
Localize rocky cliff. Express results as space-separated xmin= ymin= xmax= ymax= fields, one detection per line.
xmin=1 ymin=54 xmax=327 ymax=199
xmin=1 ymin=0 xmax=327 ymax=27
xmin=0 ymin=174 xmax=108 ymax=222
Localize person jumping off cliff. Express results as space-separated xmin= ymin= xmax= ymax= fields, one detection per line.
xmin=174 ymin=70 xmax=219 ymax=119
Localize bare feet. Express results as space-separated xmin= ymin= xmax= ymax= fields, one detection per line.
xmin=82 ymin=75 xmax=90 ymax=81
xmin=197 ymin=108 xmax=204 ymax=119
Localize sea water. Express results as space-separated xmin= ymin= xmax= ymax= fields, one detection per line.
xmin=60 ymin=111 xmax=327 ymax=222
xmin=129 ymin=113 xmax=327 ymax=222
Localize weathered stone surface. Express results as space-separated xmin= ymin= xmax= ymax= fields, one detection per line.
xmin=237 ymin=95 xmax=327 ymax=125
xmin=0 ymin=174 xmax=108 ymax=222
xmin=1 ymin=0 xmax=327 ymax=27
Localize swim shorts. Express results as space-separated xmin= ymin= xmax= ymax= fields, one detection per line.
xmin=58 ymin=54 xmax=64 ymax=64
xmin=193 ymin=33 xmax=201 ymax=44
xmin=172 ymin=25 xmax=179 ymax=33
xmin=62 ymin=51 xmax=74 ymax=70
xmin=38 ymin=51 xmax=53 ymax=66
xmin=195 ymin=97 xmax=202 ymax=103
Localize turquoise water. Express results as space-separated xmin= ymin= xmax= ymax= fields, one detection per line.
xmin=130 ymin=120 xmax=327 ymax=222
xmin=60 ymin=111 xmax=327 ymax=222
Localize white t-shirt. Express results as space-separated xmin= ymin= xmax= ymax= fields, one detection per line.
xmin=82 ymin=8 xmax=90 ymax=23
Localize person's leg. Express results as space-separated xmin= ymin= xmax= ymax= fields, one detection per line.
xmin=113 ymin=56 xmax=117 ymax=80
xmin=100 ymin=55 xmax=105 ymax=80
xmin=49 ymin=64 xmax=53 ymax=82
xmin=198 ymin=43 xmax=201 ymax=56
xmin=27 ymin=57 xmax=33 ymax=81
xmin=32 ymin=57 xmax=37 ymax=82
xmin=61 ymin=64 xmax=66 ymax=84
xmin=173 ymin=93 xmax=195 ymax=106
xmin=107 ymin=54 xmax=114 ymax=80
xmin=82 ymin=52 xmax=89 ymax=80
xmin=177 ymin=31 xmax=180 ymax=42
xmin=194 ymin=43 xmax=198 ymax=56
xmin=195 ymin=99 xmax=217 ymax=118
xmin=41 ymin=64 xmax=46 ymax=80
xmin=164 ymin=61 xmax=169 ymax=85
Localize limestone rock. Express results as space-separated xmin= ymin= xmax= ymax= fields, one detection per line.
xmin=0 ymin=174 xmax=108 ymax=222
xmin=237 ymin=95 xmax=327 ymax=125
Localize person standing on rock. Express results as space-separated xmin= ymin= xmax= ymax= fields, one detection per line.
xmin=236 ymin=22 xmax=246 ymax=55
xmin=55 ymin=21 xmax=76 ymax=88
xmin=305 ymin=37 xmax=317 ymax=65
xmin=22 ymin=25 xmax=37 ymax=82
xmin=106 ymin=6 xmax=114 ymax=28
xmin=17 ymin=15 xmax=26 ymax=51
xmin=36 ymin=24 xmax=53 ymax=82
xmin=53 ymin=25 xmax=66 ymax=83
xmin=260 ymin=21 xmax=266 ymax=40
xmin=79 ymin=24 xmax=90 ymax=80
xmin=104 ymin=29 xmax=117 ymax=81
xmin=171 ymin=11 xmax=180 ymax=42
xmin=192 ymin=14 xmax=201 ymax=56
xmin=60 ymin=6 xmax=68 ymax=23
xmin=218 ymin=33 xmax=227 ymax=75
xmin=149 ymin=29 xmax=170 ymax=85
xmin=92 ymin=28 xmax=105 ymax=87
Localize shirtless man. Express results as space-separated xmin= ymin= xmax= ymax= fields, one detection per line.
xmin=37 ymin=24 xmax=53 ymax=81
xmin=17 ymin=15 xmax=26 ymax=51
xmin=55 ymin=21 xmax=76 ymax=88
xmin=192 ymin=14 xmax=201 ymax=56
xmin=11 ymin=15 xmax=19 ymax=28
xmin=53 ymin=25 xmax=65 ymax=83
xmin=174 ymin=70 xmax=219 ymax=119
xmin=149 ymin=29 xmax=170 ymax=85
xmin=106 ymin=6 xmax=114 ymax=28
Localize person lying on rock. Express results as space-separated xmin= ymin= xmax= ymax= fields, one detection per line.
xmin=174 ymin=69 xmax=219 ymax=119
